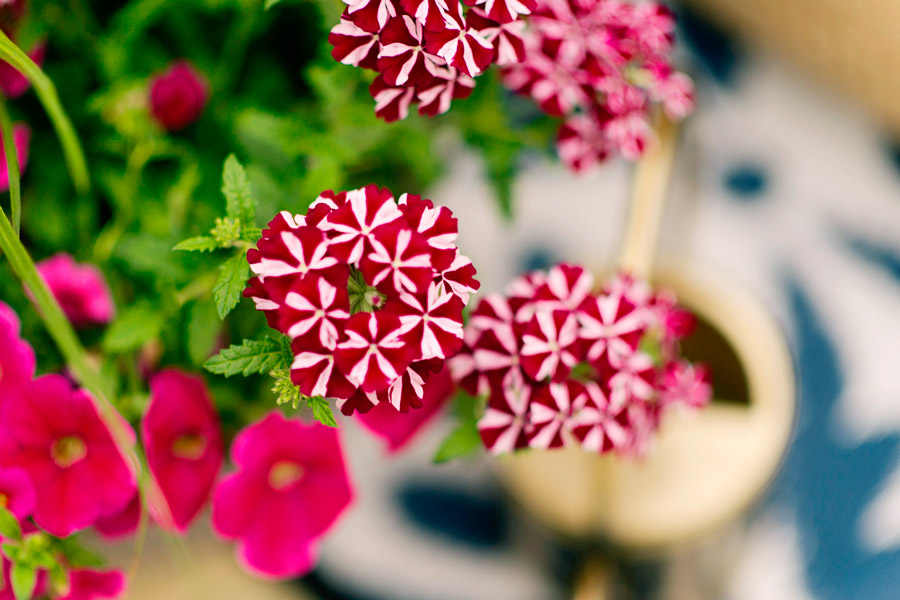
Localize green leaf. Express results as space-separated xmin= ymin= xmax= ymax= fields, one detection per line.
xmin=173 ymin=236 xmax=218 ymax=252
xmin=433 ymin=421 xmax=481 ymax=463
xmin=221 ymin=154 xmax=255 ymax=225
xmin=213 ymin=252 xmax=250 ymax=319
xmin=264 ymin=0 xmax=282 ymax=9
xmin=11 ymin=562 xmax=36 ymax=600
xmin=0 ymin=506 xmax=22 ymax=541
xmin=186 ymin=300 xmax=222 ymax=365
xmin=102 ymin=304 xmax=164 ymax=353
xmin=307 ymin=395 xmax=338 ymax=428
xmin=204 ymin=338 xmax=288 ymax=377
xmin=241 ymin=226 xmax=263 ymax=242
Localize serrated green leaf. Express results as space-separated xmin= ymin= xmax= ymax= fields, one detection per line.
xmin=221 ymin=154 xmax=255 ymax=225
xmin=204 ymin=338 xmax=288 ymax=377
xmin=11 ymin=561 xmax=36 ymax=600
xmin=307 ymin=396 xmax=338 ymax=428
xmin=173 ymin=236 xmax=218 ymax=252
xmin=433 ymin=421 xmax=481 ymax=464
xmin=102 ymin=304 xmax=164 ymax=353
xmin=0 ymin=506 xmax=22 ymax=541
xmin=187 ymin=300 xmax=222 ymax=365
xmin=213 ymin=252 xmax=251 ymax=319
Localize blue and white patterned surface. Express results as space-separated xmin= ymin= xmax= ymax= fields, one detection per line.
xmin=309 ymin=11 xmax=900 ymax=599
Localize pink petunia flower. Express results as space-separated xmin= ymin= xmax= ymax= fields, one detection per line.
xmin=0 ymin=465 xmax=34 ymax=519
xmin=56 ymin=569 xmax=126 ymax=600
xmin=212 ymin=413 xmax=354 ymax=578
xmin=149 ymin=60 xmax=209 ymax=131
xmin=35 ymin=253 xmax=116 ymax=328
xmin=0 ymin=375 xmax=136 ymax=536
xmin=0 ymin=122 xmax=28 ymax=193
xmin=478 ymin=383 xmax=530 ymax=454
xmin=0 ymin=300 xmax=35 ymax=407
xmin=143 ymin=369 xmax=224 ymax=533
xmin=94 ymin=491 xmax=141 ymax=539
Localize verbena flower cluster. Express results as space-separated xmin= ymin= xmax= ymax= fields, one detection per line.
xmin=328 ymin=0 xmax=533 ymax=121
xmin=502 ymin=0 xmax=694 ymax=171
xmin=450 ymin=264 xmax=711 ymax=455
xmin=245 ymin=185 xmax=480 ymax=415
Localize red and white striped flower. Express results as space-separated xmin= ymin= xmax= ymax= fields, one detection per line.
xmin=370 ymin=76 xmax=418 ymax=122
xmin=393 ymin=282 xmax=465 ymax=360
xmin=467 ymin=9 xmax=527 ymax=66
xmin=500 ymin=0 xmax=693 ymax=169
xmin=247 ymin=185 xmax=478 ymax=419
xmin=569 ymin=381 xmax=629 ymax=453
xmin=329 ymin=16 xmax=381 ymax=69
xmin=464 ymin=0 xmax=535 ymax=25
xmin=360 ymin=223 xmax=434 ymax=294
xmin=398 ymin=193 xmax=459 ymax=270
xmin=344 ymin=0 xmax=397 ymax=31
xmin=478 ymin=383 xmax=531 ymax=454
xmin=527 ymin=381 xmax=582 ymax=449
xmin=435 ymin=251 xmax=480 ymax=302
xmin=416 ymin=65 xmax=475 ymax=116
xmin=377 ymin=15 xmax=441 ymax=86
xmin=320 ymin=185 xmax=403 ymax=263
xmin=577 ymin=282 xmax=649 ymax=369
xmin=424 ymin=8 xmax=494 ymax=77
xmin=282 ymin=277 xmax=351 ymax=350
xmin=335 ymin=312 xmax=414 ymax=392
xmin=453 ymin=265 xmax=710 ymax=458
xmin=519 ymin=309 xmax=580 ymax=382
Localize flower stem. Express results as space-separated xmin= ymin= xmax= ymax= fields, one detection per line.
xmin=618 ymin=115 xmax=679 ymax=279
xmin=0 ymin=96 xmax=22 ymax=235
xmin=0 ymin=29 xmax=90 ymax=195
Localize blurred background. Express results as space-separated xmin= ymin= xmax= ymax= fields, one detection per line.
xmin=2 ymin=0 xmax=900 ymax=598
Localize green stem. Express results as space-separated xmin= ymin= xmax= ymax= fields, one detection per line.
xmin=0 ymin=96 xmax=21 ymax=235
xmin=0 ymin=30 xmax=90 ymax=195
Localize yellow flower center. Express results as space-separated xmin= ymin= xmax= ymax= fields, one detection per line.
xmin=51 ymin=435 xmax=87 ymax=468
xmin=171 ymin=433 xmax=208 ymax=461
xmin=0 ymin=493 xmax=8 ymax=508
xmin=268 ymin=460 xmax=305 ymax=492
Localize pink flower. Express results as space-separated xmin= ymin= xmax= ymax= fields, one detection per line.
xmin=143 ymin=370 xmax=224 ymax=533
xmin=35 ymin=253 xmax=116 ymax=328
xmin=478 ymin=383 xmax=530 ymax=453
xmin=149 ymin=61 xmax=209 ymax=131
xmin=0 ymin=41 xmax=44 ymax=98
xmin=0 ymin=375 xmax=137 ymax=536
xmin=212 ymin=413 xmax=354 ymax=578
xmin=359 ymin=365 xmax=454 ymax=450
xmin=94 ymin=492 xmax=141 ymax=539
xmin=454 ymin=266 xmax=710 ymax=457
xmin=329 ymin=0 xmax=530 ymax=121
xmin=500 ymin=0 xmax=693 ymax=169
xmin=245 ymin=185 xmax=478 ymax=417
xmin=0 ymin=122 xmax=28 ymax=193
xmin=0 ymin=300 xmax=35 ymax=407
xmin=57 ymin=569 xmax=126 ymax=600
xmin=0 ymin=465 xmax=34 ymax=519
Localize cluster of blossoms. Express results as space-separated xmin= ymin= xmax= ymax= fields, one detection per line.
xmin=502 ymin=0 xmax=694 ymax=171
xmin=450 ymin=264 xmax=711 ymax=455
xmin=328 ymin=0 xmax=533 ymax=121
xmin=245 ymin=184 xmax=480 ymax=416
xmin=0 ymin=292 xmax=354 ymax=584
